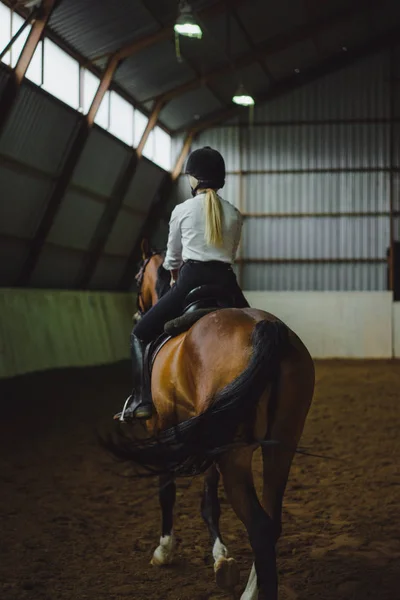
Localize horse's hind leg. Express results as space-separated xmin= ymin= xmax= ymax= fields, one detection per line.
xmin=201 ymin=464 xmax=240 ymax=591
xmin=263 ymin=347 xmax=314 ymax=541
xmin=151 ymin=474 xmax=176 ymax=566
xmin=241 ymin=344 xmax=315 ymax=599
xmin=219 ymin=448 xmax=279 ymax=600
xmin=239 ymin=447 xmax=294 ymax=600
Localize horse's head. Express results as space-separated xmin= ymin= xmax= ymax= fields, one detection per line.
xmin=134 ymin=240 xmax=169 ymax=319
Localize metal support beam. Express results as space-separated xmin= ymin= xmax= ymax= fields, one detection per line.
xmin=136 ymin=99 xmax=165 ymax=157
xmin=180 ymin=26 xmax=400 ymax=134
xmin=171 ymin=133 xmax=194 ymax=180
xmin=16 ymin=54 xmax=121 ymax=286
xmin=75 ymin=152 xmax=139 ymax=289
xmin=87 ymin=54 xmax=120 ymax=125
xmin=0 ymin=0 xmax=55 ymax=138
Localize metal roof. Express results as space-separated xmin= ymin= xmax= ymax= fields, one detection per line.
xmin=11 ymin=0 xmax=398 ymax=132
xmin=49 ymin=0 xmax=158 ymax=59
xmin=159 ymin=86 xmax=223 ymax=130
xmin=114 ymin=39 xmax=196 ymax=103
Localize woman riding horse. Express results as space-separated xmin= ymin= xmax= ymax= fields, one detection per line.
xmin=105 ymin=153 xmax=315 ymax=597
xmin=115 ymin=146 xmax=249 ymax=421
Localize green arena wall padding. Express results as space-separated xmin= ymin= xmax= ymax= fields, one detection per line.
xmin=0 ymin=289 xmax=136 ymax=379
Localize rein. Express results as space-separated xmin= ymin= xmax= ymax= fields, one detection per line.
xmin=135 ymin=257 xmax=152 ymax=316
xmin=135 ymin=251 xmax=164 ymax=316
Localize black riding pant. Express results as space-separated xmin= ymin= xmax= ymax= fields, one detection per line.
xmin=133 ymin=260 xmax=249 ymax=344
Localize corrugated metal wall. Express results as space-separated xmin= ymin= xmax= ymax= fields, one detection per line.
xmin=192 ymin=51 xmax=397 ymax=291
xmin=0 ymin=70 xmax=168 ymax=290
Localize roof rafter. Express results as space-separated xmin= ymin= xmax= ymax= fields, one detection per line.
xmin=136 ymin=98 xmax=166 ymax=156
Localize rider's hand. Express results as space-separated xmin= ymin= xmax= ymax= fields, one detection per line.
xmin=170 ymin=269 xmax=179 ymax=287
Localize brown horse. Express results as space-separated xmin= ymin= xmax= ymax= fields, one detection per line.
xmin=105 ymin=247 xmax=315 ymax=600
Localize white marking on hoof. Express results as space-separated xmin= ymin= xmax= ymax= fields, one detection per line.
xmin=213 ymin=539 xmax=240 ymax=591
xmin=151 ymin=533 xmax=176 ymax=566
xmin=240 ymin=563 xmax=258 ymax=600
xmin=213 ymin=538 xmax=229 ymax=562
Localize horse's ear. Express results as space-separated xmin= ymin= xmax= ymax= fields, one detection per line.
xmin=141 ymin=238 xmax=150 ymax=259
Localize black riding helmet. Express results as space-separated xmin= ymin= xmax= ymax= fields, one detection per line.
xmin=185 ymin=146 xmax=226 ymax=197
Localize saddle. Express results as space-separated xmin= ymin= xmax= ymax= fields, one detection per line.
xmin=145 ymin=284 xmax=235 ymax=377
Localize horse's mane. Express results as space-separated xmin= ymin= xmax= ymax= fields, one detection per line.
xmin=155 ymin=259 xmax=170 ymax=299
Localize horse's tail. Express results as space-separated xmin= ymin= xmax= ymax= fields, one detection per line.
xmin=100 ymin=320 xmax=289 ymax=477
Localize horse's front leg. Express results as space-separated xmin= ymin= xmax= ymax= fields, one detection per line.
xmin=151 ymin=474 xmax=176 ymax=566
xmin=201 ymin=464 xmax=240 ymax=591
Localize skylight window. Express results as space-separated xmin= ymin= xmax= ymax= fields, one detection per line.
xmin=153 ymin=126 xmax=172 ymax=171
xmin=109 ymin=92 xmax=134 ymax=146
xmin=42 ymin=38 xmax=79 ymax=109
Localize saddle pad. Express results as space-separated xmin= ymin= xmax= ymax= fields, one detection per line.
xmin=164 ymin=308 xmax=218 ymax=337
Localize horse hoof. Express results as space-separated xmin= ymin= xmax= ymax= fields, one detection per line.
xmin=215 ymin=557 xmax=240 ymax=590
xmin=150 ymin=535 xmax=175 ymax=566
xmin=150 ymin=550 xmax=174 ymax=567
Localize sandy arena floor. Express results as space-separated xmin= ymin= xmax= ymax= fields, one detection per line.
xmin=0 ymin=360 xmax=399 ymax=600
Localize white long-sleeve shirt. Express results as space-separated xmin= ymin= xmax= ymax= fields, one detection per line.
xmin=163 ymin=194 xmax=243 ymax=271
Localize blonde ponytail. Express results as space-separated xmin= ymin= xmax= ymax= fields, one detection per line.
xmin=204 ymin=189 xmax=223 ymax=247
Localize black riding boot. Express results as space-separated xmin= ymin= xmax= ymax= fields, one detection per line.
xmin=114 ymin=335 xmax=152 ymax=421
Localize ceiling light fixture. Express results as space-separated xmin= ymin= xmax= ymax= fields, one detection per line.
xmin=174 ymin=0 xmax=203 ymax=39
xmin=232 ymin=84 xmax=255 ymax=107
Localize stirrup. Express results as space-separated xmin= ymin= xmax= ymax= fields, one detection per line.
xmin=113 ymin=396 xmax=152 ymax=422
xmin=114 ymin=395 xmax=133 ymax=422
